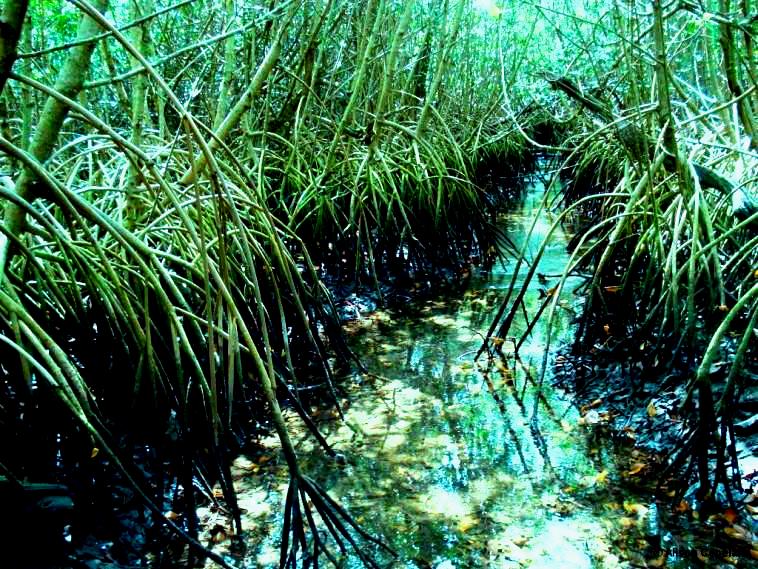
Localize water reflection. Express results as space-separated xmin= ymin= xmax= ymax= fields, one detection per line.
xmin=220 ymin=174 xmax=641 ymax=568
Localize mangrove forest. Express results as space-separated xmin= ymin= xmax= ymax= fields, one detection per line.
xmin=0 ymin=0 xmax=756 ymax=567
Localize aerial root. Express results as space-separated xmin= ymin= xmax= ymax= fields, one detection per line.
xmin=279 ymin=474 xmax=396 ymax=568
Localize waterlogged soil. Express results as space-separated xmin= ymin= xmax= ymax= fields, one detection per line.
xmin=203 ymin=177 xmax=757 ymax=568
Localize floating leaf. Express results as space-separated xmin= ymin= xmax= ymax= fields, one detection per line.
xmin=90 ymin=447 xmax=99 ymax=458
xmin=646 ymin=401 xmax=657 ymax=417
xmin=626 ymin=463 xmax=646 ymax=476
xmin=604 ymin=285 xmax=621 ymax=293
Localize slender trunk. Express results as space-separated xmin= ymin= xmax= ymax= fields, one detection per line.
xmin=718 ymin=0 xmax=756 ymax=147
xmin=124 ymin=0 xmax=155 ymax=229
xmin=19 ymin=11 xmax=32 ymax=151
xmin=100 ymin=39 xmax=129 ymax=111
xmin=180 ymin=5 xmax=295 ymax=185
xmin=703 ymin=25 xmax=737 ymax=143
xmin=321 ymin=0 xmax=384 ymax=175
xmin=416 ymin=0 xmax=464 ymax=138
xmin=212 ymin=0 xmax=237 ymax=130
xmin=367 ymin=0 xmax=413 ymax=153
xmin=652 ymin=0 xmax=679 ymax=158
xmin=0 ymin=0 xmax=29 ymax=96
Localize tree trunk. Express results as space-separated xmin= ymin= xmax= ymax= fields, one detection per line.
xmin=0 ymin=0 xmax=29 ymax=97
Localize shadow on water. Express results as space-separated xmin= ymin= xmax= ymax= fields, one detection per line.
xmin=219 ymin=171 xmax=660 ymax=568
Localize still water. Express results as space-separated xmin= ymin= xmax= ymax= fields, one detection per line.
xmin=208 ymin=173 xmax=660 ymax=568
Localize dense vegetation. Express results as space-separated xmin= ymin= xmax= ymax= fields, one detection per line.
xmin=0 ymin=0 xmax=755 ymax=566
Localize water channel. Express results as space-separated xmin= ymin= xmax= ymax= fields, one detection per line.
xmin=208 ymin=170 xmax=669 ymax=568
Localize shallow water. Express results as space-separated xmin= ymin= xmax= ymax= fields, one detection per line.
xmin=211 ymin=174 xmax=663 ymax=568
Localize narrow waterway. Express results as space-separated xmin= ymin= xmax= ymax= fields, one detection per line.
xmin=212 ymin=171 xmax=659 ymax=568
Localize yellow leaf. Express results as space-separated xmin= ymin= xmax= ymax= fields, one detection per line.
xmin=724 ymin=525 xmax=751 ymax=541
xmin=604 ymin=285 xmax=621 ymax=293
xmin=750 ymin=549 xmax=758 ymax=560
xmin=488 ymin=4 xmax=502 ymax=17
xmin=457 ymin=515 xmax=478 ymax=533
xmin=717 ymin=304 xmax=729 ymax=312
xmin=90 ymin=447 xmax=99 ymax=458
xmin=647 ymin=401 xmax=657 ymax=417
xmin=512 ymin=535 xmax=529 ymax=547
xmin=603 ymin=324 xmax=610 ymax=334
xmin=648 ymin=551 xmax=666 ymax=567
xmin=491 ymin=336 xmax=505 ymax=347
xmin=619 ymin=516 xmax=637 ymax=528
xmin=626 ymin=463 xmax=646 ymax=476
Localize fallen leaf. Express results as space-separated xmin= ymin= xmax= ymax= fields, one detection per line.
xmin=723 ymin=508 xmax=739 ymax=524
xmin=717 ymin=304 xmax=729 ymax=312
xmin=619 ymin=516 xmax=637 ymax=528
xmin=724 ymin=524 xmax=752 ymax=541
xmin=627 ymin=463 xmax=646 ymax=476
xmin=90 ymin=447 xmax=99 ymax=458
xmin=750 ymin=549 xmax=758 ymax=560
xmin=603 ymin=324 xmax=610 ymax=334
xmin=647 ymin=551 xmax=666 ymax=567
xmin=512 ymin=535 xmax=529 ymax=547
xmin=696 ymin=550 xmax=709 ymax=562
xmin=457 ymin=515 xmax=478 ymax=533
xmin=675 ymin=500 xmax=689 ymax=513
xmin=647 ymin=401 xmax=657 ymax=417
xmin=491 ymin=336 xmax=505 ymax=347
xmin=604 ymin=285 xmax=621 ymax=293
